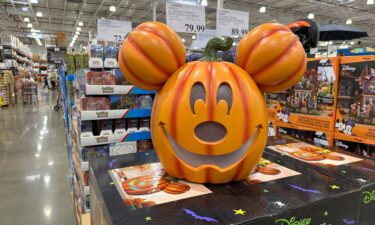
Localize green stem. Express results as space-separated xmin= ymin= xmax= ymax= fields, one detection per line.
xmin=200 ymin=37 xmax=234 ymax=62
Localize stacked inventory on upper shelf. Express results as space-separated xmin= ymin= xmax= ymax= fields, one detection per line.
xmin=0 ymin=70 xmax=15 ymax=106
xmin=0 ymin=35 xmax=32 ymax=68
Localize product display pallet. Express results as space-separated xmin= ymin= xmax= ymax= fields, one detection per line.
xmin=61 ymin=65 xmax=154 ymax=224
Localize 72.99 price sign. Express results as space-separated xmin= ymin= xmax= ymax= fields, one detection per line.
xmin=97 ymin=19 xmax=132 ymax=42
xmin=216 ymin=8 xmax=249 ymax=37
xmin=166 ymin=2 xmax=206 ymax=33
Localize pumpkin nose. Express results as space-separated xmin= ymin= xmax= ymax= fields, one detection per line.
xmin=194 ymin=121 xmax=227 ymax=142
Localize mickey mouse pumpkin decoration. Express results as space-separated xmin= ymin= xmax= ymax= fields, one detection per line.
xmin=119 ymin=22 xmax=306 ymax=184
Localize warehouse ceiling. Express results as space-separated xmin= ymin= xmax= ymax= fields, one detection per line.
xmin=0 ymin=0 xmax=374 ymax=48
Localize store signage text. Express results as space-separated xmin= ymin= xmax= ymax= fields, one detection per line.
xmin=166 ymin=2 xmax=205 ymax=33
xmin=275 ymin=216 xmax=311 ymax=225
xmin=216 ymin=8 xmax=249 ymax=37
xmin=362 ymin=189 xmax=375 ymax=204
xmin=97 ymin=19 xmax=132 ymax=42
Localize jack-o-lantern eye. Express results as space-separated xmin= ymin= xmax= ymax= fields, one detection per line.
xmin=217 ymin=83 xmax=232 ymax=114
xmin=190 ymin=82 xmax=206 ymax=114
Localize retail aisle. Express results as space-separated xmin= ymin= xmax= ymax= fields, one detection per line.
xmin=0 ymin=87 xmax=75 ymax=225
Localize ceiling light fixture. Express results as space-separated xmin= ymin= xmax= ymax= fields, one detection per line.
xmin=31 ymin=28 xmax=36 ymax=32
xmin=28 ymin=23 xmax=33 ymax=28
xmin=201 ymin=0 xmax=208 ymax=6
xmin=109 ymin=6 xmax=116 ymax=12
xmin=78 ymin=22 xmax=83 ymax=26
xmin=77 ymin=27 xmax=81 ymax=31
xmin=192 ymin=35 xmax=196 ymax=40
xmin=367 ymin=0 xmax=374 ymax=5
xmin=74 ymin=35 xmax=78 ymax=39
xmin=308 ymin=13 xmax=314 ymax=19
xmin=350 ymin=41 xmax=355 ymax=45
xmin=75 ymin=31 xmax=80 ymax=35
xmin=36 ymin=12 xmax=43 ymax=17
xmin=181 ymin=38 xmax=186 ymax=43
xmin=30 ymin=0 xmax=38 ymax=3
xmin=346 ymin=19 xmax=352 ymax=25
xmin=259 ymin=6 xmax=266 ymax=13
xmin=22 ymin=7 xmax=29 ymax=12
xmin=24 ymin=17 xmax=30 ymax=22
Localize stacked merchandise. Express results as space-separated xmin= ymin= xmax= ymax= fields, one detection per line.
xmin=32 ymin=54 xmax=48 ymax=81
xmin=0 ymin=70 xmax=15 ymax=106
xmin=1 ymin=34 xmax=32 ymax=68
xmin=266 ymin=56 xmax=375 ymax=159
xmin=65 ymin=43 xmax=155 ymax=225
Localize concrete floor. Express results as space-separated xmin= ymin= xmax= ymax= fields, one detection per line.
xmin=0 ymin=87 xmax=75 ymax=225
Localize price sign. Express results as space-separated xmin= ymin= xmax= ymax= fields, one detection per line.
xmin=97 ymin=19 xmax=132 ymax=42
xmin=216 ymin=8 xmax=249 ymax=37
xmin=166 ymin=2 xmax=206 ymax=33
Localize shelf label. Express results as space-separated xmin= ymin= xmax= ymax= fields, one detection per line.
xmin=97 ymin=19 xmax=132 ymax=42
xmin=166 ymin=2 xmax=206 ymax=33
xmin=95 ymin=111 xmax=109 ymax=118
xmin=101 ymin=87 xmax=114 ymax=94
xmin=216 ymin=8 xmax=249 ymax=37
xmin=95 ymin=136 xmax=109 ymax=143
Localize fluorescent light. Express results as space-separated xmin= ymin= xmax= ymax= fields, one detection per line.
xmin=328 ymin=41 xmax=333 ymax=45
xmin=259 ymin=6 xmax=266 ymax=13
xmin=78 ymin=22 xmax=83 ymax=26
xmin=31 ymin=28 xmax=36 ymax=32
xmin=350 ymin=41 xmax=355 ymax=45
xmin=75 ymin=31 xmax=80 ymax=35
xmin=201 ymin=0 xmax=208 ymax=6
xmin=346 ymin=19 xmax=352 ymax=24
xmin=192 ymin=35 xmax=196 ymax=40
xmin=28 ymin=23 xmax=33 ymax=28
xmin=24 ymin=17 xmax=30 ymax=22
xmin=233 ymin=42 xmax=237 ymax=46
xmin=74 ymin=35 xmax=78 ymax=39
xmin=77 ymin=27 xmax=81 ymax=31
xmin=36 ymin=12 xmax=43 ymax=17
xmin=22 ymin=7 xmax=29 ymax=12
xmin=308 ymin=13 xmax=314 ymax=19
xmin=181 ymin=38 xmax=185 ymax=43
xmin=109 ymin=5 xmax=116 ymax=12
xmin=30 ymin=0 xmax=38 ymax=3
xmin=367 ymin=0 xmax=374 ymax=5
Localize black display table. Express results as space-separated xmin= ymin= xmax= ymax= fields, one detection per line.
xmin=90 ymin=151 xmax=366 ymax=225
xmin=266 ymin=136 xmax=375 ymax=224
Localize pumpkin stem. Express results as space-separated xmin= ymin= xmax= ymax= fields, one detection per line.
xmin=200 ymin=37 xmax=233 ymax=62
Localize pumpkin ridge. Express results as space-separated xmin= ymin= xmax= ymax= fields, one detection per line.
xmin=171 ymin=62 xmax=200 ymax=139
xmin=175 ymin=158 xmax=185 ymax=179
xmin=205 ymin=167 xmax=212 ymax=183
xmin=241 ymin=29 xmax=290 ymax=68
xmin=136 ymin=27 xmax=184 ymax=67
xmin=251 ymin=37 xmax=299 ymax=78
xmin=127 ymin=36 xmax=170 ymax=79
xmin=232 ymin=160 xmax=245 ymax=180
xmin=119 ymin=52 xmax=163 ymax=89
xmin=224 ymin=63 xmax=250 ymax=142
xmin=260 ymin=54 xmax=306 ymax=91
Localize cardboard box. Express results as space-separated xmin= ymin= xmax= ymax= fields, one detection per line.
xmin=335 ymin=56 xmax=375 ymax=142
xmin=267 ymin=57 xmax=339 ymax=132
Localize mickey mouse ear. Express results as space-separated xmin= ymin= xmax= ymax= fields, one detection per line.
xmin=236 ymin=23 xmax=306 ymax=93
xmin=118 ymin=22 xmax=186 ymax=90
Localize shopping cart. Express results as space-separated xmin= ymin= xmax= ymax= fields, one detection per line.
xmin=22 ymin=83 xmax=38 ymax=104
xmin=54 ymin=88 xmax=63 ymax=111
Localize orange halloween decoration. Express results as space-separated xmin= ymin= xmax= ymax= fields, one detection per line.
xmin=236 ymin=23 xmax=307 ymax=93
xmin=118 ymin=22 xmax=186 ymax=90
xmin=119 ymin=22 xmax=306 ymax=184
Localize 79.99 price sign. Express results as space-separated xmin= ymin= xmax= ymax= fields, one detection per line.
xmin=97 ymin=19 xmax=132 ymax=42
xmin=216 ymin=8 xmax=249 ymax=37
xmin=166 ymin=2 xmax=206 ymax=33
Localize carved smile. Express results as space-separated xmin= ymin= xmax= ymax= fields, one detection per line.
xmin=159 ymin=122 xmax=261 ymax=168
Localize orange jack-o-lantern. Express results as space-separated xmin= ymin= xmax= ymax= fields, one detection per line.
xmin=119 ymin=22 xmax=306 ymax=184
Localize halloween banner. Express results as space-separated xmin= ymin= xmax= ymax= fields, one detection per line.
xmin=266 ymin=57 xmax=339 ymax=132
xmin=335 ymin=56 xmax=375 ymax=142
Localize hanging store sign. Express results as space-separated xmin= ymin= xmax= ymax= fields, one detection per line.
xmin=166 ymin=2 xmax=206 ymax=33
xmin=97 ymin=19 xmax=132 ymax=42
xmin=216 ymin=8 xmax=249 ymax=37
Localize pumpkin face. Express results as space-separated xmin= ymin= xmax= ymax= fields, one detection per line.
xmin=151 ymin=61 xmax=268 ymax=183
xmin=236 ymin=23 xmax=307 ymax=93
xmin=119 ymin=22 xmax=305 ymax=184
xmin=118 ymin=22 xmax=186 ymax=90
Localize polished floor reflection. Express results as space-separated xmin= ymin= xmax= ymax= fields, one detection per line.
xmin=0 ymin=87 xmax=75 ymax=225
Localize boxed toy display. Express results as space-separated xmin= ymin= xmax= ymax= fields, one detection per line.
xmin=267 ymin=57 xmax=339 ymax=132
xmin=335 ymin=56 xmax=375 ymax=143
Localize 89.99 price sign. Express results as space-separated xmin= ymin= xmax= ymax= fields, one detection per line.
xmin=166 ymin=2 xmax=206 ymax=33
xmin=216 ymin=8 xmax=249 ymax=37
